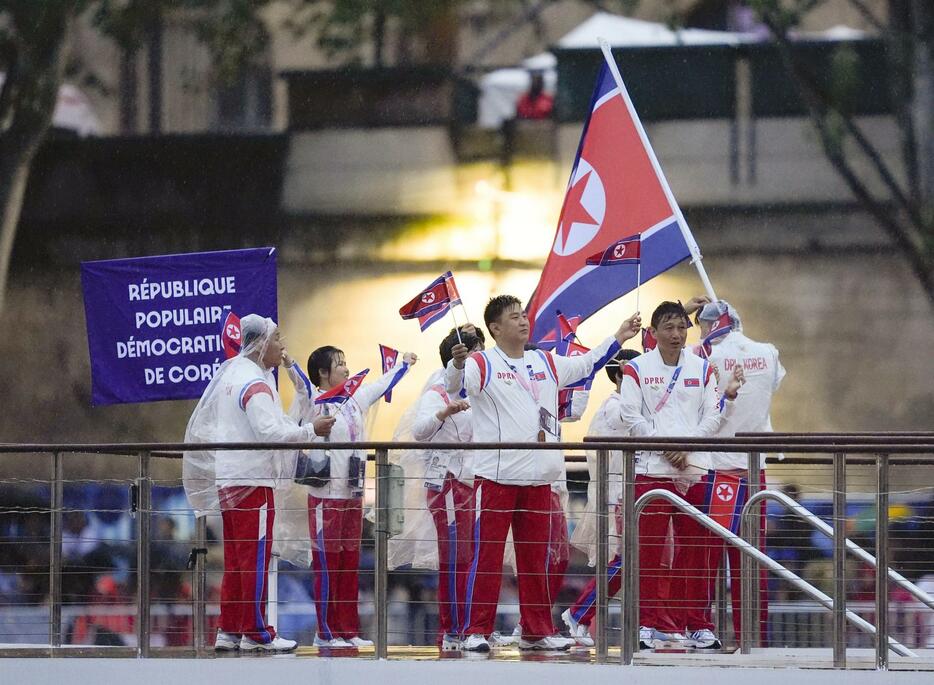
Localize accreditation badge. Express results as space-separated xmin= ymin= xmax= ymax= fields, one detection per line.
xmin=539 ymin=406 xmax=559 ymax=440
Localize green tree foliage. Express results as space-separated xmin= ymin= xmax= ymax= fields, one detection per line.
xmin=748 ymin=0 xmax=934 ymax=304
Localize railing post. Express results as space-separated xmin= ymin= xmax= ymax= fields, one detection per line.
xmin=832 ymin=451 xmax=847 ymax=668
xmin=192 ymin=516 xmax=207 ymax=656
xmin=740 ymin=450 xmax=761 ymax=653
xmin=620 ymin=450 xmax=637 ymax=665
xmin=595 ymin=448 xmax=610 ymax=662
xmin=716 ymin=553 xmax=728 ymax=644
xmin=49 ymin=451 xmax=63 ymax=649
xmin=875 ymin=453 xmax=890 ymax=670
xmin=374 ymin=447 xmax=390 ymax=659
xmin=136 ymin=450 xmax=152 ymax=658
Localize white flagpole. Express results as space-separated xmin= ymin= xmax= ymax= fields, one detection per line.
xmin=598 ymin=39 xmax=718 ymax=302
xmin=636 ymin=261 xmax=641 ymax=314
xmin=450 ymin=308 xmax=463 ymax=344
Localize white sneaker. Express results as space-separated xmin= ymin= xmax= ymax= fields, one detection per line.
xmin=214 ymin=629 xmax=240 ymax=651
xmin=638 ymin=627 xmax=686 ymax=650
xmin=240 ymin=635 xmax=297 ymax=652
xmin=664 ymin=632 xmax=690 ymax=648
xmin=461 ymin=633 xmax=491 ymax=652
xmin=561 ymin=609 xmax=594 ymax=647
xmin=689 ymin=629 xmax=722 ymax=649
xmin=346 ymin=636 xmax=374 ymax=648
xmin=639 ymin=626 xmax=662 ymax=650
xmin=645 ymin=630 xmax=689 ymax=649
xmin=441 ymin=634 xmax=461 ymax=651
xmin=488 ymin=631 xmax=517 ymax=647
xmin=313 ymin=635 xmax=352 ymax=648
xmin=518 ymin=635 xmax=575 ymax=651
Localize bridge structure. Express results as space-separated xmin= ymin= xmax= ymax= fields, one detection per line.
xmin=1 ymin=434 xmax=933 ymax=683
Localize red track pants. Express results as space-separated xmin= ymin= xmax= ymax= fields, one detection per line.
xmin=308 ymin=495 xmax=363 ymax=640
xmin=427 ymin=475 xmax=476 ymax=639
xmin=219 ymin=486 xmax=277 ymax=642
xmin=635 ymin=475 xmax=711 ymax=633
xmin=462 ymin=478 xmax=558 ymax=641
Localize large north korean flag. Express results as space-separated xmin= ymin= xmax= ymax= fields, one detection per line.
xmin=527 ymin=54 xmax=703 ymax=345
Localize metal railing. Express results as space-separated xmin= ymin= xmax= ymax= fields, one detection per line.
xmin=0 ymin=435 xmax=933 ymax=669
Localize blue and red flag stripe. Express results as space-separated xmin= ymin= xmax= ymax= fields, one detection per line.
xmin=585 ymin=235 xmax=642 ymax=266
xmin=443 ymin=271 xmax=462 ymax=307
xmin=314 ymin=369 xmax=369 ymax=405
xmin=379 ymin=344 xmax=400 ymax=402
xmin=379 ymin=361 xmax=409 ymax=402
xmin=527 ymin=53 xmax=698 ymax=345
xmin=417 ymin=304 xmax=451 ymax=332
xmin=399 ymin=274 xmax=451 ymax=321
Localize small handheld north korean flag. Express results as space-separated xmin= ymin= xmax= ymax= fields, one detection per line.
xmin=586 ymin=235 xmax=644 ymax=311
xmin=703 ymin=471 xmax=747 ymax=534
xmin=379 ymin=344 xmax=400 ymax=403
xmin=562 ymin=341 xmax=597 ymax=390
xmin=443 ymin=271 xmax=462 ymax=307
xmin=221 ymin=311 xmax=241 ymax=359
xmin=641 ymin=328 xmax=657 ymax=352
xmin=539 ymin=311 xmax=581 ymax=351
xmin=553 ymin=311 xmax=582 ymax=356
xmin=700 ymin=312 xmax=733 ymax=357
xmin=585 ymin=235 xmax=642 ymax=266
xmin=557 ymin=388 xmax=576 ymax=421
xmin=315 ymin=369 xmax=369 ymax=406
xmin=399 ymin=273 xmax=453 ymax=332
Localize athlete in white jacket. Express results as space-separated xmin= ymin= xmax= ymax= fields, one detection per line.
xmin=185 ymin=315 xmax=333 ymax=653
xmin=563 ymin=347 xmax=641 ymax=645
xmin=695 ymin=300 xmax=785 ymax=646
xmin=292 ymin=344 xmax=416 ymax=647
xmin=612 ymin=301 xmax=738 ymax=650
xmin=444 ymin=294 xmax=641 ymax=652
xmin=410 ymin=327 xmax=482 ymax=650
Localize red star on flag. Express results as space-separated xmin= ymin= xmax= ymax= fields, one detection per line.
xmin=558 ymin=171 xmax=597 ymax=247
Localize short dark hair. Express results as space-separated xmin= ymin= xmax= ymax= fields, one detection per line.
xmin=452 ymin=325 xmax=485 ymax=346
xmin=605 ymin=348 xmax=640 ymax=384
xmin=439 ymin=328 xmax=482 ymax=367
xmin=651 ymin=301 xmax=689 ymax=329
xmin=307 ymin=345 xmax=343 ymax=386
xmin=483 ymin=295 xmax=522 ymax=334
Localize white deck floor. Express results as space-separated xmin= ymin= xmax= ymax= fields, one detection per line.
xmin=3 ymin=646 xmax=934 ymax=683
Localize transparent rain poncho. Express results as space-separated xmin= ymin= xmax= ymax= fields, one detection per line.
xmin=274 ymin=353 xmax=414 ymax=568
xmin=183 ymin=315 xmax=306 ymax=518
xmin=387 ymin=369 xmax=455 ymax=570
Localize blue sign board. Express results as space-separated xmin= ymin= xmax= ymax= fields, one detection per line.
xmin=81 ymin=247 xmax=278 ymax=405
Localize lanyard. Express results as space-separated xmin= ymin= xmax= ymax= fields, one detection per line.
xmin=494 ymin=349 xmax=541 ymax=404
xmin=319 ymin=398 xmax=360 ymax=442
xmin=653 ymin=366 xmax=683 ymax=413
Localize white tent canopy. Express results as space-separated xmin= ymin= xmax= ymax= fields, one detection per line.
xmin=557 ymin=12 xmax=746 ymax=48
xmin=476 ymin=11 xmax=867 ymax=129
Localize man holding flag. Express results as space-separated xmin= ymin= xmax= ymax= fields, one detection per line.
xmin=526 ymin=45 xmax=717 ymax=350
xmin=445 ymin=294 xmax=641 ymax=652
xmin=611 ymin=301 xmax=741 ymax=650
xmin=695 ymin=300 xmax=785 ymax=645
